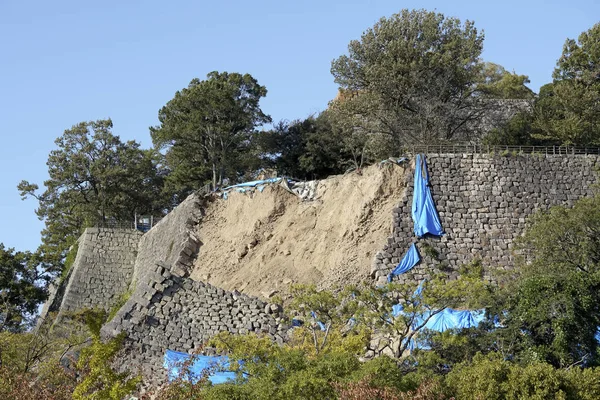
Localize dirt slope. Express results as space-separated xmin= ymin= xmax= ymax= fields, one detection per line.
xmin=191 ymin=163 xmax=408 ymax=298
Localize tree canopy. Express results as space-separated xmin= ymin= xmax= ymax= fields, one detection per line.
xmin=476 ymin=62 xmax=535 ymax=100
xmin=0 ymin=244 xmax=46 ymax=332
xmin=532 ymin=24 xmax=600 ymax=145
xmin=18 ymin=119 xmax=164 ymax=274
xmin=257 ymin=113 xmax=349 ymax=179
xmin=151 ymin=71 xmax=271 ymax=193
xmin=330 ymin=9 xmax=488 ymax=146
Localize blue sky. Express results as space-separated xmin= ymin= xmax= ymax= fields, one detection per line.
xmin=1 ymin=0 xmax=598 ymax=252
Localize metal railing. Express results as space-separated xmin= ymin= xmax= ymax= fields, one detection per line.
xmin=405 ymin=145 xmax=600 ymax=155
xmin=93 ymin=220 xmax=136 ymax=230
xmin=93 ymin=215 xmax=163 ymax=232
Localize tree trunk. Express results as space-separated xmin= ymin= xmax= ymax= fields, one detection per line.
xmin=212 ymin=163 xmax=217 ymax=190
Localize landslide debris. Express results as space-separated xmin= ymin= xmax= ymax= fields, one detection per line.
xmin=191 ymin=164 xmax=408 ymax=298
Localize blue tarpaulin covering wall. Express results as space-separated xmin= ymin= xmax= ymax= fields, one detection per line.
xmin=412 ymin=154 xmax=444 ymax=237
xmin=388 ymin=154 xmax=443 ymax=282
xmin=386 ymin=154 xmax=484 ymax=342
xmin=388 ymin=244 xmax=421 ymax=282
xmin=164 ymin=350 xmax=237 ymax=385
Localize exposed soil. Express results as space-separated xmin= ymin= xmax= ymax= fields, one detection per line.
xmin=190 ymin=163 xmax=409 ymax=299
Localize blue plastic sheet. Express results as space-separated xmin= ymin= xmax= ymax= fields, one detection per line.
xmin=310 ymin=311 xmax=327 ymax=331
xmin=412 ymin=308 xmax=485 ymax=332
xmin=164 ymin=350 xmax=236 ymax=385
xmin=222 ymin=178 xmax=282 ymax=191
xmin=412 ymin=154 xmax=444 ymax=237
xmin=388 ymin=244 xmax=421 ymax=281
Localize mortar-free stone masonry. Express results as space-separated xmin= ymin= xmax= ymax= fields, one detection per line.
xmin=39 ymin=153 xmax=599 ymax=385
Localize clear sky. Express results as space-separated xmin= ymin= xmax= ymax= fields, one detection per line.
xmin=0 ymin=0 xmax=598 ymax=253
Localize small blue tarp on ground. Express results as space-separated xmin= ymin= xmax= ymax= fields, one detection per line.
xmin=388 ymin=244 xmax=421 ymax=282
xmin=164 ymin=350 xmax=236 ymax=385
xmin=412 ymin=154 xmax=444 ymax=237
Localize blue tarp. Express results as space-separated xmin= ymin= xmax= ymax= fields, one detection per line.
xmin=420 ymin=309 xmax=485 ymax=332
xmin=391 ymin=280 xmax=484 ymax=333
xmin=310 ymin=311 xmax=327 ymax=331
xmin=164 ymin=350 xmax=236 ymax=385
xmin=412 ymin=154 xmax=444 ymax=237
xmin=388 ymin=243 xmax=421 ymax=282
xmin=222 ymin=178 xmax=282 ymax=191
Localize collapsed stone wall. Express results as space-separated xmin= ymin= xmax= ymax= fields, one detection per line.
xmin=100 ymin=192 xmax=286 ymax=385
xmin=41 ymin=152 xmax=600 ymax=387
xmin=371 ymin=154 xmax=600 ymax=285
xmin=39 ymin=228 xmax=142 ymax=322
xmin=102 ymin=262 xmax=286 ymax=384
xmin=130 ymin=193 xmax=204 ymax=287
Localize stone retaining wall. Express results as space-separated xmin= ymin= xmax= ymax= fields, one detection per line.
xmin=100 ymin=192 xmax=286 ymax=385
xmin=371 ymin=154 xmax=600 ymax=285
xmin=102 ymin=262 xmax=286 ymax=384
xmin=54 ymin=228 xmax=142 ymax=320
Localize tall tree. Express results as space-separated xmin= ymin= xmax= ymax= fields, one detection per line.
xmin=534 ymin=23 xmax=600 ymax=145
xmin=18 ymin=119 xmax=164 ymax=274
xmin=498 ymin=195 xmax=600 ymax=367
xmin=151 ymin=71 xmax=271 ymax=192
xmin=330 ymin=9 xmax=487 ymax=146
xmin=477 ymin=62 xmax=534 ymax=100
xmin=0 ymin=245 xmax=46 ymax=332
xmin=258 ymin=113 xmax=348 ymax=179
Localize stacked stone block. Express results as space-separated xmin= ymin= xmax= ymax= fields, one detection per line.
xmin=99 ymin=192 xmax=287 ymax=385
xmin=54 ymin=228 xmax=142 ymax=320
xmin=372 ymin=154 xmax=600 ymax=285
xmin=101 ymin=262 xmax=286 ymax=385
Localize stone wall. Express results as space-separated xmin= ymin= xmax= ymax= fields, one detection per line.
xmin=102 ymin=262 xmax=286 ymax=384
xmin=51 ymin=228 xmax=142 ymax=320
xmin=371 ymin=154 xmax=600 ymax=285
xmin=130 ymin=193 xmax=203 ymax=288
xmin=100 ymin=192 xmax=286 ymax=385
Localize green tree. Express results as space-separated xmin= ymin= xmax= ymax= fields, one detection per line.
xmin=151 ymin=71 xmax=271 ymax=192
xmin=534 ymin=23 xmax=600 ymax=145
xmin=0 ymin=245 xmax=47 ymax=332
xmin=476 ymin=62 xmax=534 ymax=100
xmin=349 ymin=263 xmax=490 ymax=358
xmin=18 ymin=119 xmax=164 ymax=275
xmin=330 ymin=9 xmax=487 ymax=147
xmin=72 ymin=310 xmax=140 ymax=400
xmin=482 ymin=111 xmax=541 ymax=146
xmin=497 ymin=195 xmax=600 ymax=367
xmin=258 ymin=113 xmax=348 ymax=179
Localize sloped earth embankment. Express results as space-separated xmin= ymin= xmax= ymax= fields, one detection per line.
xmin=191 ymin=164 xmax=409 ymax=298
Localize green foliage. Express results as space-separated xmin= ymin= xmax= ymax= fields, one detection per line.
xmin=258 ymin=113 xmax=348 ymax=179
xmin=330 ymin=9 xmax=488 ymax=146
xmin=0 ymin=315 xmax=89 ymax=398
xmin=498 ymin=195 xmax=600 ymax=367
xmin=107 ymin=288 xmax=133 ymax=322
xmin=207 ymin=332 xmax=364 ymax=400
xmin=72 ymin=309 xmax=140 ymax=400
xmin=482 ymin=111 xmax=540 ymax=146
xmin=349 ymin=263 xmax=491 ymax=358
xmin=151 ymin=71 xmax=271 ymax=192
xmin=18 ymin=119 xmax=165 ymax=276
xmin=446 ymin=352 xmax=600 ymax=400
xmin=59 ymin=241 xmax=79 ymax=283
xmin=0 ymin=244 xmax=47 ymax=332
xmin=287 ymin=284 xmax=370 ymax=357
xmin=533 ymin=23 xmax=600 ymax=145
xmin=476 ymin=62 xmax=534 ymax=100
